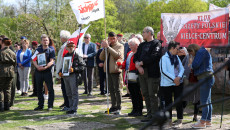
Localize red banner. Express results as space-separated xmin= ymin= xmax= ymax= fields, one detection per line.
xmin=160 ymin=9 xmax=229 ymax=47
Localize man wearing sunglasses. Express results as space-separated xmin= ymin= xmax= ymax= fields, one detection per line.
xmin=82 ymin=34 xmax=97 ymax=96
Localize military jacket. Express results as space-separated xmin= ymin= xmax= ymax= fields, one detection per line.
xmin=0 ymin=47 xmax=16 ymax=77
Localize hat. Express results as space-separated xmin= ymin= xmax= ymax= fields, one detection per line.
xmin=66 ymin=41 xmax=75 ymax=47
xmin=32 ymin=41 xmax=38 ymax=45
xmin=95 ymin=42 xmax=100 ymax=46
xmin=117 ymin=34 xmax=123 ymax=37
xmin=20 ymin=36 xmax=27 ymax=40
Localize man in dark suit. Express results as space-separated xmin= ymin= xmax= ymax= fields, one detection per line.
xmin=82 ymin=34 xmax=97 ymax=96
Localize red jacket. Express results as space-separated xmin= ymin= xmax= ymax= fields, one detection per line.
xmin=121 ymin=51 xmax=136 ymax=71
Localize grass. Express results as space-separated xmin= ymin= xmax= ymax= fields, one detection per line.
xmin=1 ymin=83 xmax=230 ymax=130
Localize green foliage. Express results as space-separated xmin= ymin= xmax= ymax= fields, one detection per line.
xmin=208 ymin=0 xmax=230 ymax=7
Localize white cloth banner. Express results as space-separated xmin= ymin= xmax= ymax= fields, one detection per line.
xmin=70 ymin=0 xmax=105 ymax=24
xmin=160 ymin=8 xmax=229 ymax=47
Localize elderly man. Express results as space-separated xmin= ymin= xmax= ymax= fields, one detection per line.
xmin=100 ymin=32 xmax=124 ymax=115
xmin=33 ymin=34 xmax=55 ymax=111
xmin=56 ymin=30 xmax=71 ymax=111
xmin=133 ymin=26 xmax=162 ymax=122
xmin=82 ymin=34 xmax=96 ymax=96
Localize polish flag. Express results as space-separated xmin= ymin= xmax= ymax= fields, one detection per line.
xmin=31 ymin=50 xmax=39 ymax=61
xmin=62 ymin=25 xmax=91 ymax=57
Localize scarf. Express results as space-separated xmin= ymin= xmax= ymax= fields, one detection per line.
xmin=167 ymin=51 xmax=179 ymax=68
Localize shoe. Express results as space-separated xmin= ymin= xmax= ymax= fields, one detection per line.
xmin=141 ymin=118 xmax=150 ymax=122
xmin=122 ymin=93 xmax=130 ymax=97
xmin=43 ymin=94 xmax=48 ymax=100
xmin=23 ymin=93 xmax=28 ymax=96
xmin=113 ymin=109 xmax=121 ymax=115
xmin=206 ymin=121 xmax=212 ymax=127
xmin=173 ymin=119 xmax=182 ymax=128
xmin=87 ymin=93 xmax=93 ymax=96
xmin=143 ymin=114 xmax=148 ymax=118
xmin=61 ymin=106 xmax=69 ymax=111
xmin=48 ymin=107 xmax=53 ymax=111
xmin=133 ymin=111 xmax=142 ymax=116
xmin=82 ymin=92 xmax=87 ymax=94
xmin=193 ymin=117 xmax=198 ymax=122
xmin=66 ymin=110 xmax=77 ymax=115
xmin=29 ymin=93 xmax=37 ymax=97
xmin=59 ymin=104 xmax=65 ymax=108
xmin=105 ymin=107 xmax=116 ymax=114
xmin=34 ymin=106 xmax=43 ymax=111
xmin=21 ymin=92 xmax=24 ymax=96
xmin=4 ymin=102 xmax=10 ymax=111
xmin=128 ymin=109 xmax=136 ymax=116
xmin=16 ymin=90 xmax=21 ymax=95
xmin=191 ymin=120 xmax=206 ymax=129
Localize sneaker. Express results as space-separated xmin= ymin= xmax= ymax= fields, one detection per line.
xmin=16 ymin=90 xmax=21 ymax=94
xmin=82 ymin=91 xmax=87 ymax=94
xmin=87 ymin=93 xmax=93 ymax=96
xmin=173 ymin=119 xmax=182 ymax=128
xmin=48 ymin=107 xmax=53 ymax=111
xmin=34 ymin=106 xmax=43 ymax=111
xmin=66 ymin=110 xmax=77 ymax=115
xmin=206 ymin=121 xmax=212 ymax=127
xmin=43 ymin=94 xmax=48 ymax=100
xmin=105 ymin=107 xmax=116 ymax=114
xmin=191 ymin=120 xmax=206 ymax=129
xmin=113 ymin=109 xmax=121 ymax=115
xmin=61 ymin=106 xmax=69 ymax=111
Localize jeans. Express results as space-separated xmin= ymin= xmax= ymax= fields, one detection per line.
xmin=199 ymin=76 xmax=215 ymax=121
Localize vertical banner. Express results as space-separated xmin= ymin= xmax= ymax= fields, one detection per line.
xmin=160 ymin=8 xmax=229 ymax=47
xmin=70 ymin=0 xmax=105 ymax=24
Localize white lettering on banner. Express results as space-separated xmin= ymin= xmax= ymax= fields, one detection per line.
xmin=181 ymin=33 xmax=227 ymax=39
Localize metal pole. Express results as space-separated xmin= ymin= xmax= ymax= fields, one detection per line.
xmin=220 ymin=49 xmax=228 ymax=128
xmin=103 ymin=0 xmax=109 ymax=115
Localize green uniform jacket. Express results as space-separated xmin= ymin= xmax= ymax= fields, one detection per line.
xmin=0 ymin=47 xmax=16 ymax=77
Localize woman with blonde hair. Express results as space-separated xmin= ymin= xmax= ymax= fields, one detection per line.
xmin=187 ymin=44 xmax=215 ymax=129
xmin=17 ymin=39 xmax=32 ymax=96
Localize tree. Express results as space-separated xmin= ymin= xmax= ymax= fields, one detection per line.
xmin=209 ymin=0 xmax=230 ymax=7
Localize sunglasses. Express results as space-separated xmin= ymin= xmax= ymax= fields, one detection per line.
xmin=84 ymin=37 xmax=89 ymax=39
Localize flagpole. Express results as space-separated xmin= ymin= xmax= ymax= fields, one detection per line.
xmin=103 ymin=0 xmax=109 ymax=115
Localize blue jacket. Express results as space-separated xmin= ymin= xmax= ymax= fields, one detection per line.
xmin=192 ymin=47 xmax=213 ymax=76
xmin=160 ymin=52 xmax=184 ymax=87
xmin=82 ymin=42 xmax=97 ymax=67
xmin=17 ymin=49 xmax=32 ymax=67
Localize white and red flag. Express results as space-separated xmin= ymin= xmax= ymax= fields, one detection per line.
xmin=70 ymin=0 xmax=105 ymax=24
xmin=62 ymin=25 xmax=91 ymax=57
xmin=31 ymin=50 xmax=39 ymax=61
xmin=160 ymin=8 xmax=229 ymax=47
xmin=209 ymin=3 xmax=230 ymax=13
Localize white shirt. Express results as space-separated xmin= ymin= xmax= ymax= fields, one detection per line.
xmin=84 ymin=43 xmax=89 ymax=55
xmin=20 ymin=51 xmax=25 ymax=62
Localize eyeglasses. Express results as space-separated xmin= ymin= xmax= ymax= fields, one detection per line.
xmin=84 ymin=37 xmax=89 ymax=39
xmin=14 ymin=45 xmax=18 ymax=47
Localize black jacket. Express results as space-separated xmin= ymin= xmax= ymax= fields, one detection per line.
xmin=60 ymin=51 xmax=85 ymax=74
xmin=133 ymin=39 xmax=162 ymax=78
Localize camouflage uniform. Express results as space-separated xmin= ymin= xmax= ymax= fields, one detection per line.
xmin=0 ymin=46 xmax=16 ymax=111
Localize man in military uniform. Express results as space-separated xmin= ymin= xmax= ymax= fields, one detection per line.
xmin=0 ymin=38 xmax=16 ymax=112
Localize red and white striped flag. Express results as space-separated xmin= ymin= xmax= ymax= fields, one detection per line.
xmin=31 ymin=50 xmax=39 ymax=61
xmin=62 ymin=25 xmax=91 ymax=57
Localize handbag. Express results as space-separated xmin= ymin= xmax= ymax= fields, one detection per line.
xmin=189 ymin=69 xmax=198 ymax=83
xmin=127 ymin=71 xmax=138 ymax=82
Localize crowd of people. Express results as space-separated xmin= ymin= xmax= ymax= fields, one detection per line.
xmin=0 ymin=26 xmax=217 ymax=128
